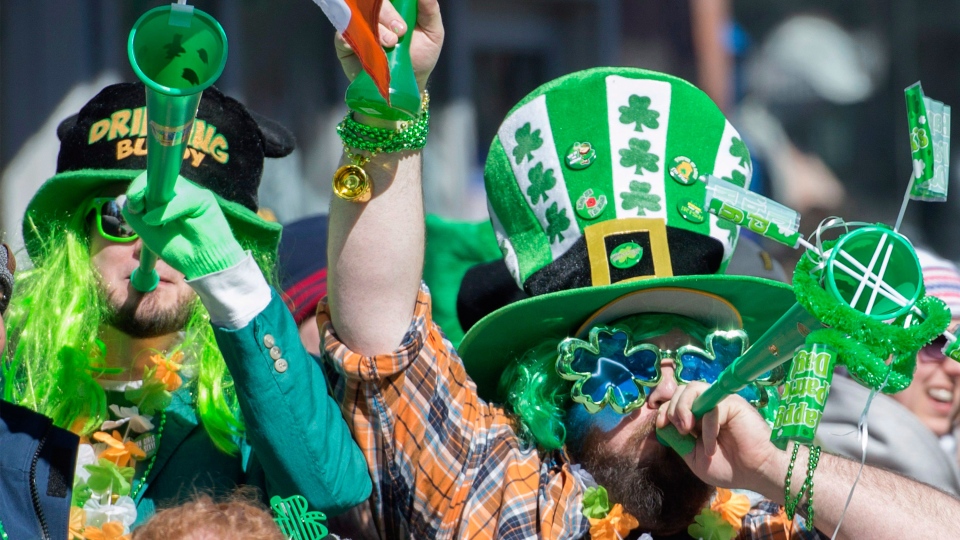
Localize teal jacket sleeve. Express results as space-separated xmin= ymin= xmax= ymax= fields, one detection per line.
xmin=212 ymin=289 xmax=372 ymax=515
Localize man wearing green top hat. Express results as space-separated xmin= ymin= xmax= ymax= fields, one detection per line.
xmin=2 ymin=82 xmax=370 ymax=535
xmin=322 ymin=4 xmax=960 ymax=539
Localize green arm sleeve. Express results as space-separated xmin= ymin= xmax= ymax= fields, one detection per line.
xmin=213 ymin=289 xmax=372 ymax=515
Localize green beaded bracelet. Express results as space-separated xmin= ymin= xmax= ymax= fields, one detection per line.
xmin=338 ymin=91 xmax=431 ymax=154
xmin=784 ymin=443 xmax=821 ymax=523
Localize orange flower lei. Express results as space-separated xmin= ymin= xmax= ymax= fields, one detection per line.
xmin=82 ymin=521 xmax=130 ymax=540
xmin=92 ymin=430 xmax=146 ymax=468
xmin=148 ymin=351 xmax=183 ymax=392
xmin=68 ymin=507 xmax=86 ymax=540
xmin=588 ymin=504 xmax=640 ymax=540
xmin=688 ymin=488 xmax=753 ymax=540
xmin=711 ymin=488 xmax=751 ymax=531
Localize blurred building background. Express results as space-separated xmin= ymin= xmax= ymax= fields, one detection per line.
xmin=3 ymin=0 xmax=959 ymax=267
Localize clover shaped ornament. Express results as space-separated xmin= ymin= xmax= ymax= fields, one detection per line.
xmin=557 ymin=327 xmax=781 ymax=415
xmin=674 ymin=330 xmax=747 ymax=385
xmin=676 ymin=329 xmax=766 ymax=406
xmin=557 ymin=327 xmax=661 ymax=414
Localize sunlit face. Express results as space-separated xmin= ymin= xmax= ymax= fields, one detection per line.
xmin=88 ymin=190 xmax=196 ymax=338
xmin=892 ymin=322 xmax=960 ymax=437
xmin=567 ymin=328 xmax=713 ymax=535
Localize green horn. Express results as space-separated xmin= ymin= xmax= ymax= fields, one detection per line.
xmin=344 ymin=0 xmax=421 ymax=121
xmin=127 ymin=3 xmax=227 ymax=292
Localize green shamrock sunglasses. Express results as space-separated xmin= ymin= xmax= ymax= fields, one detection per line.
xmin=556 ymin=325 xmax=785 ymax=414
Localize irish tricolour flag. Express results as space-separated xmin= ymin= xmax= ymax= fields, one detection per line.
xmin=312 ymin=0 xmax=390 ymax=101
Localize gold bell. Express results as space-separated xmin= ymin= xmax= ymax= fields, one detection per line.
xmin=333 ymin=164 xmax=372 ymax=203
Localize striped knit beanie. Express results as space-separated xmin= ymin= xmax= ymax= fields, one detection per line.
xmin=918 ymin=248 xmax=960 ymax=315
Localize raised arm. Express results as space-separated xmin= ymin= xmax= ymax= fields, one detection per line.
xmin=327 ymin=0 xmax=444 ymax=356
xmin=661 ymin=381 xmax=960 ymax=539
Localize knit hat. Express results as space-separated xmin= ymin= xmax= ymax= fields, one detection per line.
xmin=23 ymin=82 xmax=295 ymax=263
xmin=278 ymin=215 xmax=329 ymax=326
xmin=458 ymin=67 xmax=796 ymax=400
xmin=918 ymin=248 xmax=960 ymax=315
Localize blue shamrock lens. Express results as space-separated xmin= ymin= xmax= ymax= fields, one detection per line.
xmin=676 ymin=350 xmax=722 ymax=383
xmin=571 ymin=331 xmax=660 ymax=410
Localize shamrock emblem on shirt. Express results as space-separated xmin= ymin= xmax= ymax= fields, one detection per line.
xmin=271 ymin=494 xmax=329 ymax=540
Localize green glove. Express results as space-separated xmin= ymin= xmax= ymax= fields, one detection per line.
xmin=123 ymin=172 xmax=245 ymax=279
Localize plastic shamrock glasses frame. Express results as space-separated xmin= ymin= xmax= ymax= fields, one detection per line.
xmin=556 ymin=326 xmax=783 ymax=414
xmin=86 ymin=196 xmax=138 ymax=243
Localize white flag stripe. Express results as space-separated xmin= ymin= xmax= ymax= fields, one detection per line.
xmin=488 ymin=208 xmax=522 ymax=286
xmin=497 ymin=95 xmax=580 ymax=262
xmin=606 ymin=76 xmax=672 ymax=220
xmin=312 ymin=0 xmax=351 ymax=33
xmin=708 ymin=120 xmax=750 ymax=258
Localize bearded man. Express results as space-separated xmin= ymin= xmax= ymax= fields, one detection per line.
xmin=319 ymin=1 xmax=960 ymax=538
xmin=2 ymin=83 xmax=370 ymax=535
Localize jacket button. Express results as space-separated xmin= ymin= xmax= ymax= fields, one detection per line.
xmin=270 ymin=346 xmax=282 ymax=360
xmin=274 ymin=358 xmax=288 ymax=373
xmin=263 ymin=334 xmax=276 ymax=348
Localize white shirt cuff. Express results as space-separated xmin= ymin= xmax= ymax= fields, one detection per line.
xmin=187 ymin=252 xmax=271 ymax=329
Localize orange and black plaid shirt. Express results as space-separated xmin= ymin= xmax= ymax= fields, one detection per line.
xmin=320 ymin=286 xmax=822 ymax=540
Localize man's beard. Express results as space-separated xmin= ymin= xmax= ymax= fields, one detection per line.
xmin=104 ymin=289 xmax=195 ymax=338
xmin=573 ymin=417 xmax=714 ymax=536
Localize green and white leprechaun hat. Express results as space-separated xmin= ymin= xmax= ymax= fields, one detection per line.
xmin=458 ymin=67 xmax=795 ymax=400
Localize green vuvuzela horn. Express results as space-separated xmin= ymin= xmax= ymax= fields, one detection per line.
xmin=127 ymin=3 xmax=227 ymax=292
xmin=345 ymin=0 xmax=421 ymax=121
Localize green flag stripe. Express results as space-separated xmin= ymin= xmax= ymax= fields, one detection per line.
xmin=660 ymin=80 xmax=727 ymax=240
xmin=543 ymin=70 xmax=615 ymax=231
xmin=706 ymin=120 xmax=752 ymax=259
xmin=485 ymin=139 xmax=553 ymax=282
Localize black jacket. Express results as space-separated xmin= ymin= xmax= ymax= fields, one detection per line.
xmin=0 ymin=400 xmax=78 ymax=540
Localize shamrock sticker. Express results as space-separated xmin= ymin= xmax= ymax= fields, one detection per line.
xmin=910 ymin=127 xmax=930 ymax=152
xmin=618 ymin=95 xmax=660 ymax=132
xmin=620 ymin=181 xmax=661 ymax=216
xmin=715 ymin=215 xmax=737 ymax=244
xmin=721 ymin=170 xmax=747 ymax=188
xmin=619 ymin=138 xmax=660 ymax=175
xmin=688 ymin=508 xmax=737 ymax=540
xmin=513 ymin=123 xmax=543 ymax=164
xmin=85 ymin=458 xmax=135 ymax=496
xmin=526 ymin=162 xmax=556 ymax=204
xmin=582 ymin=486 xmax=612 ymax=519
xmin=545 ymin=203 xmax=571 ymax=244
xmin=610 ymin=242 xmax=643 ymax=269
xmin=729 ymin=137 xmax=751 ymax=169
xmin=163 ymin=34 xmax=186 ymax=60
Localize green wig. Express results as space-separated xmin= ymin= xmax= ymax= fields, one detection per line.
xmin=499 ymin=313 xmax=713 ymax=451
xmin=2 ymin=210 xmax=276 ymax=454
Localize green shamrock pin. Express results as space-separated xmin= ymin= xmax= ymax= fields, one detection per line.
xmin=271 ymin=495 xmax=329 ymax=540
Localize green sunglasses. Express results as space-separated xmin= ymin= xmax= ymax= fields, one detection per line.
xmin=556 ymin=325 xmax=785 ymax=414
xmin=85 ymin=196 xmax=138 ymax=243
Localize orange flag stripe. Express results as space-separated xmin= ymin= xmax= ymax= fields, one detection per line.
xmin=342 ymin=0 xmax=391 ymax=102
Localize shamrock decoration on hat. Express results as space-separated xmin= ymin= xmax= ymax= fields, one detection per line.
xmin=459 ymin=67 xmax=797 ymax=400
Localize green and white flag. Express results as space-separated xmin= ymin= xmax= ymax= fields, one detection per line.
xmin=905 ymin=82 xmax=951 ymax=202
xmin=704 ymin=175 xmax=801 ymax=248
